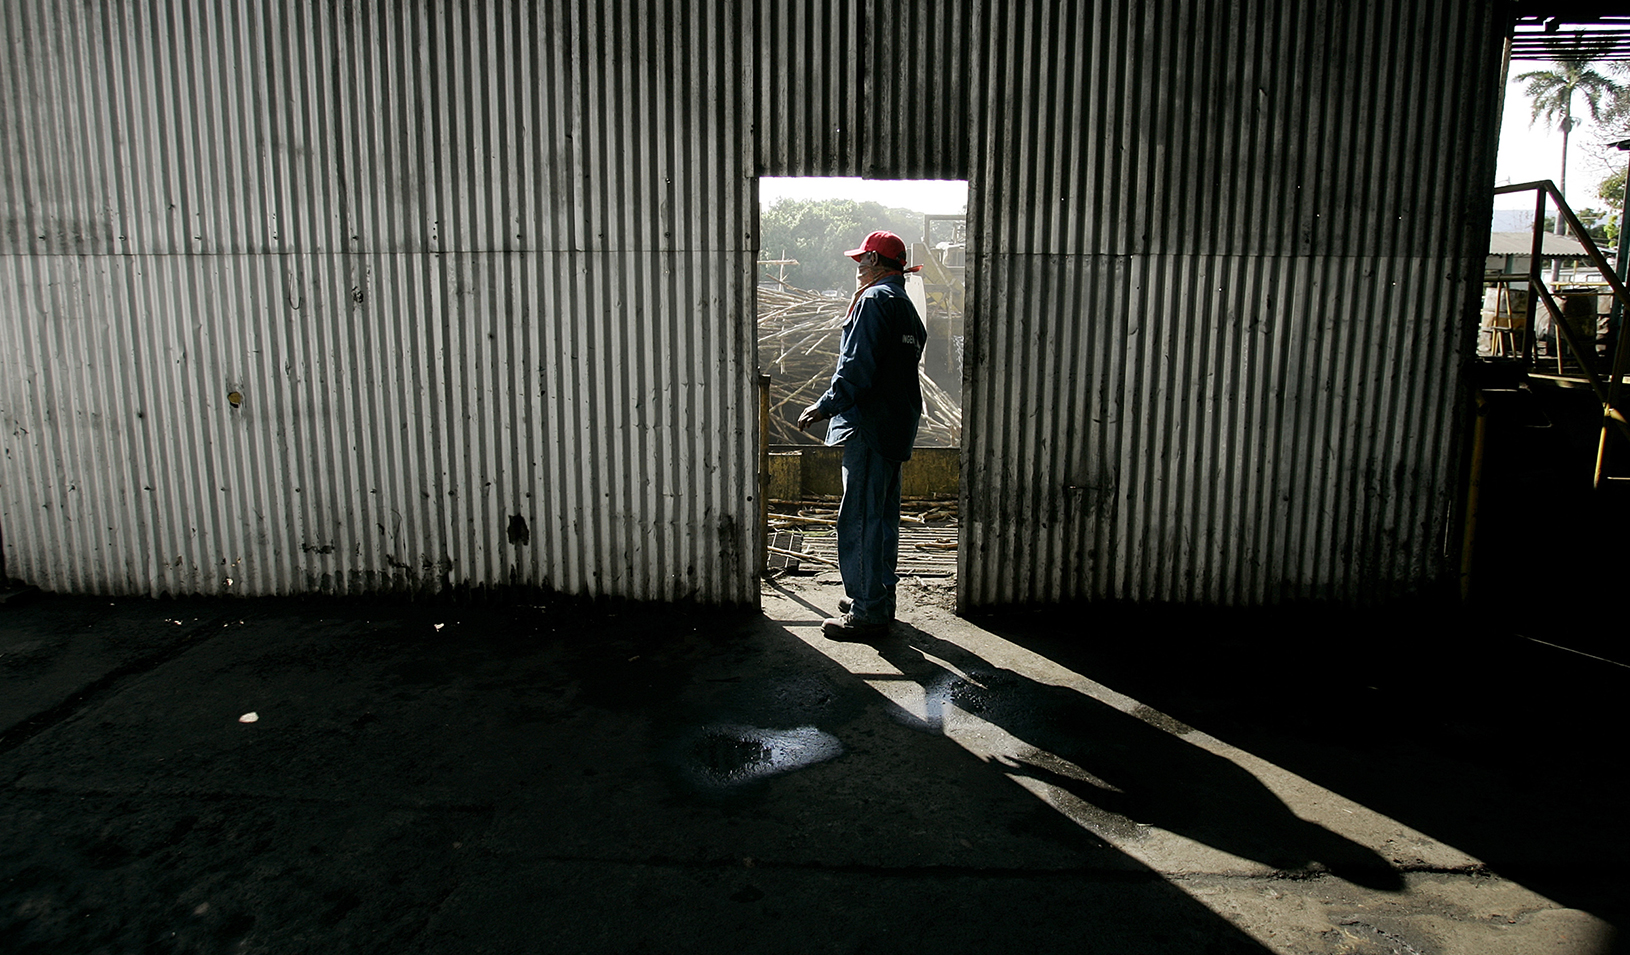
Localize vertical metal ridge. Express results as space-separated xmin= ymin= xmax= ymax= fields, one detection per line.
xmin=2 ymin=255 xmax=43 ymax=586
xmin=1 ymin=3 xmax=27 ymax=253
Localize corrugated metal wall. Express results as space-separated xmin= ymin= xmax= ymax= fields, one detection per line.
xmin=753 ymin=0 xmax=974 ymax=180
xmin=863 ymin=0 xmax=975 ymax=180
xmin=958 ymin=0 xmax=1505 ymax=606
xmin=754 ymin=0 xmax=860 ymax=177
xmin=0 ymin=0 xmax=759 ymax=600
xmin=1 ymin=0 xmax=1507 ymax=607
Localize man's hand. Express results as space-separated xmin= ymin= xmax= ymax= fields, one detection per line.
xmin=796 ymin=403 xmax=827 ymax=432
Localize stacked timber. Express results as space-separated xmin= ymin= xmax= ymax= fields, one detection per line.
xmin=757 ymin=284 xmax=962 ymax=447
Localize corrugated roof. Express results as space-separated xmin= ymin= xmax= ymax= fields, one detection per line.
xmin=1510 ymin=16 xmax=1630 ymax=61
xmin=1488 ymin=231 xmax=1591 ymax=256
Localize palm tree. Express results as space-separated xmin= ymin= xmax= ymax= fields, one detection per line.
xmin=1516 ymin=55 xmax=1619 ymax=234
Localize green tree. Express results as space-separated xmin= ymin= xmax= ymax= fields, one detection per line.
xmin=1517 ymin=55 xmax=1619 ymax=228
xmin=1580 ymin=60 xmax=1628 ymax=247
xmin=1574 ymin=207 xmax=1613 ymax=244
xmin=759 ymin=198 xmax=928 ymax=292
xmin=1595 ymin=61 xmax=1629 ymax=135
xmin=1599 ymin=166 xmax=1626 ymax=246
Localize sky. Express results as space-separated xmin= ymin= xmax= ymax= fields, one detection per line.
xmin=759 ymin=177 xmax=968 ymax=214
xmin=1493 ymin=65 xmax=1627 ymax=211
xmin=761 ymin=66 xmax=1630 ymax=219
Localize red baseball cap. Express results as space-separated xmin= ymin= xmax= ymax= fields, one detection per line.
xmin=844 ymin=230 xmax=908 ymax=263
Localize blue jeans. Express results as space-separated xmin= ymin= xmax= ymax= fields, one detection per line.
xmin=837 ymin=438 xmax=902 ymax=624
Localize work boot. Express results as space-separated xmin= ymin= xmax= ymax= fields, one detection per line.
xmin=821 ymin=612 xmax=888 ymax=640
xmin=838 ymin=597 xmax=896 ymax=621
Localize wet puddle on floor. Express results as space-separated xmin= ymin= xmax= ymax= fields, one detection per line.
xmin=681 ymin=724 xmax=843 ymax=789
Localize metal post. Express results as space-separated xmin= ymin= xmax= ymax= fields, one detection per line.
xmin=1460 ymin=391 xmax=1488 ymax=602
xmin=1527 ymin=188 xmax=1547 ymax=362
xmin=1597 ymin=139 xmax=1630 ymax=486
xmin=758 ymin=374 xmax=771 ymax=576
xmin=1609 ymin=140 xmax=1630 ymax=360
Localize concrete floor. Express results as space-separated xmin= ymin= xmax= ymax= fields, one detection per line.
xmin=0 ymin=575 xmax=1623 ymax=954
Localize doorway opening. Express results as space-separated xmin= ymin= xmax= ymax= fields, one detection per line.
xmin=755 ymin=177 xmax=969 ymax=603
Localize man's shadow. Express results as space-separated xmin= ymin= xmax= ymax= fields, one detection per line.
xmin=862 ymin=624 xmax=1404 ymax=892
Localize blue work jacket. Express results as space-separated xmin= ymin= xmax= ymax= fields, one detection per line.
xmin=815 ymin=274 xmax=928 ymax=463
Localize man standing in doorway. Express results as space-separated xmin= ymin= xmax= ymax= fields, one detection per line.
xmin=797 ymin=230 xmax=928 ymax=638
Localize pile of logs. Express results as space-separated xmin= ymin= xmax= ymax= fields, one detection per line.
xmin=758 ymin=284 xmax=962 ymax=447
xmin=767 ymin=500 xmax=959 ymax=575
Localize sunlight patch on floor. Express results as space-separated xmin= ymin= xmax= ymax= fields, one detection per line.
xmin=780 ymin=610 xmax=1614 ymax=955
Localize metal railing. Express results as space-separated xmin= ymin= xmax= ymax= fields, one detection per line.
xmin=1490 ymin=180 xmax=1630 ymax=489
